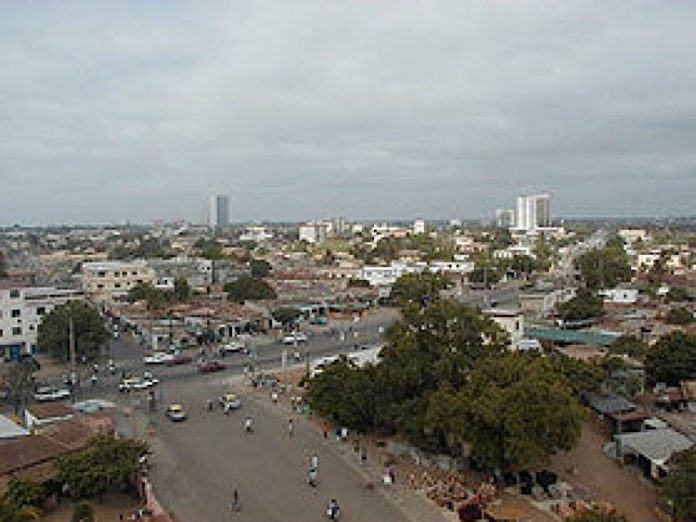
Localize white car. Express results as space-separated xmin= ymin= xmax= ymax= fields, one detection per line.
xmin=34 ymin=386 xmax=71 ymax=402
xmin=219 ymin=341 xmax=245 ymax=354
xmin=118 ymin=376 xmax=159 ymax=392
xmin=281 ymin=332 xmax=308 ymax=345
xmin=143 ymin=352 xmax=175 ymax=365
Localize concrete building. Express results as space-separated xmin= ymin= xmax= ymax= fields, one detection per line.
xmin=483 ymin=308 xmax=524 ymax=349
xmin=413 ymin=219 xmax=426 ymax=235
xmin=495 ymin=208 xmax=515 ymax=228
xmin=515 ymin=194 xmax=550 ymax=233
xmin=208 ymin=195 xmax=230 ymax=229
xmin=81 ymin=261 xmax=155 ymax=303
xmin=299 ymin=221 xmax=332 ymax=244
xmin=0 ymin=281 xmax=85 ymax=359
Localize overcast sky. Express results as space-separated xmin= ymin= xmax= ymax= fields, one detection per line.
xmin=2 ymin=1 xmax=696 ymax=225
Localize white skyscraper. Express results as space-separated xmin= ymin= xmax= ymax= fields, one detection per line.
xmin=515 ymin=194 xmax=550 ymax=232
xmin=208 ymin=195 xmax=230 ymax=229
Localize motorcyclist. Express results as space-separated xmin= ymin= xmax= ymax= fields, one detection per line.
xmin=308 ymin=467 xmax=318 ymax=487
xmin=244 ymin=417 xmax=253 ymax=433
xmin=327 ymin=499 xmax=340 ymax=520
xmin=206 ymin=399 xmax=213 ymax=412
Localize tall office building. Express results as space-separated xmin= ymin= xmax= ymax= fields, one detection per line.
xmin=208 ymin=195 xmax=230 ymax=229
xmin=515 ymin=194 xmax=550 ymax=232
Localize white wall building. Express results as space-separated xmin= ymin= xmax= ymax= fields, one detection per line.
xmin=0 ymin=282 xmax=85 ymax=358
xmin=81 ymin=261 xmax=155 ymax=303
xmin=514 ymin=194 xmax=551 ymax=233
xmin=208 ymin=195 xmax=230 ymax=229
xmin=600 ymin=288 xmax=639 ymax=305
xmin=299 ymin=221 xmax=332 ymax=244
xmin=483 ymin=308 xmax=525 ymax=349
xmin=413 ymin=219 xmax=426 ymax=235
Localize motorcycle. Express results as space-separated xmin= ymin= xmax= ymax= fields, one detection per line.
xmin=326 ymin=501 xmax=340 ymax=520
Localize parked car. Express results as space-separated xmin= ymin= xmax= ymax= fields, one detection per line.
xmin=166 ymin=353 xmax=193 ymax=366
xmin=34 ymin=386 xmax=71 ymax=402
xmin=218 ymin=341 xmax=245 ymax=356
xmin=198 ymin=361 xmax=227 ymax=373
xmin=144 ymin=352 xmax=175 ymax=365
xmin=219 ymin=392 xmax=242 ymax=410
xmin=118 ymin=376 xmax=159 ymax=392
xmin=281 ymin=332 xmax=308 ymax=345
xmin=165 ymin=403 xmax=187 ymax=422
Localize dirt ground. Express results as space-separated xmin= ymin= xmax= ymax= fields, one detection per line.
xmin=41 ymin=493 xmax=142 ymax=522
xmin=551 ymin=419 xmax=661 ymax=522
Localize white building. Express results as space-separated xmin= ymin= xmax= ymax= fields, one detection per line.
xmin=483 ymin=308 xmax=525 ymax=349
xmin=413 ymin=219 xmax=426 ymax=235
xmin=81 ymin=261 xmax=155 ymax=303
xmin=299 ymin=221 xmax=332 ymax=244
xmin=0 ymin=282 xmax=85 ymax=359
xmin=618 ymin=229 xmax=649 ymax=245
xmin=239 ymin=226 xmax=273 ymax=242
xmin=495 ymin=208 xmax=515 ymax=228
xmin=600 ymin=288 xmax=639 ymax=305
xmin=514 ymin=194 xmax=550 ymax=233
xmin=208 ymin=195 xmax=230 ymax=229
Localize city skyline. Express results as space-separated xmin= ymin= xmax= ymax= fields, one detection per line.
xmin=2 ymin=1 xmax=696 ymax=224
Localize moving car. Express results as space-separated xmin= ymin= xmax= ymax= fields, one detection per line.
xmin=166 ymin=353 xmax=193 ymax=366
xmin=219 ymin=392 xmax=242 ymax=410
xmin=165 ymin=403 xmax=187 ymax=422
xmin=34 ymin=386 xmax=71 ymax=402
xmin=118 ymin=376 xmax=159 ymax=392
xmin=198 ymin=361 xmax=227 ymax=373
xmin=144 ymin=352 xmax=175 ymax=365
xmin=281 ymin=332 xmax=308 ymax=345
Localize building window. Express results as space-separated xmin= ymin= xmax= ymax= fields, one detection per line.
xmin=12 ymin=327 xmax=21 ymax=336
xmin=0 ymin=329 xmax=3 ymax=337
xmin=132 ymin=271 xmax=138 ymax=275
xmin=97 ymin=284 xmax=104 ymax=289
xmin=36 ymin=306 xmax=46 ymax=316
xmin=11 ymin=309 xmax=21 ymax=318
xmin=9 ymin=289 xmax=20 ymax=298
xmin=29 ymin=325 xmax=35 ymax=331
xmin=114 ymin=283 xmax=121 ymax=289
xmin=98 ymin=271 xmax=106 ymax=277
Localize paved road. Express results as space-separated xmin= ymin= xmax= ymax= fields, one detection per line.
xmin=142 ymin=376 xmax=417 ymax=522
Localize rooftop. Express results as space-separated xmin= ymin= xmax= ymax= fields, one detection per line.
xmin=26 ymin=402 xmax=75 ymax=420
xmin=616 ymin=428 xmax=694 ymax=465
xmin=0 ymin=415 xmax=30 ymax=439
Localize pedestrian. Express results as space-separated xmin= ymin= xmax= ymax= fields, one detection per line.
xmin=232 ymin=488 xmax=240 ymax=511
xmin=388 ymin=464 xmax=396 ymax=485
xmin=361 ymin=446 xmax=368 ymax=466
xmin=341 ymin=426 xmax=348 ymax=441
xmin=311 ymin=453 xmax=319 ymax=470
xmin=288 ymin=418 xmax=294 ymax=437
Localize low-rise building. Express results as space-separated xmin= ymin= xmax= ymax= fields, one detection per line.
xmin=81 ymin=260 xmax=155 ymax=303
xmin=600 ymin=288 xmax=639 ymax=305
xmin=0 ymin=281 xmax=85 ymax=359
xmin=483 ymin=308 xmax=524 ymax=349
xmin=614 ymin=428 xmax=693 ymax=480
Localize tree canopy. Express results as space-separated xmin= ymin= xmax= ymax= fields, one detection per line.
xmin=1 ymin=361 xmax=36 ymax=414
xmin=224 ymin=275 xmax=276 ymax=303
xmin=557 ymin=290 xmax=605 ymax=322
xmin=37 ymin=302 xmax=108 ymax=363
xmin=272 ymin=307 xmax=302 ymax=326
xmin=576 ymin=243 xmax=632 ymax=290
xmin=646 ymin=331 xmax=696 ymax=386
xmin=390 ymin=272 xmax=450 ymax=308
xmin=608 ymin=335 xmax=648 ymax=358
xmin=249 ymin=259 xmax=272 ymax=279
xmin=58 ymin=435 xmax=147 ymax=499
xmin=0 ymin=250 xmax=7 ymax=278
xmin=660 ymin=447 xmax=696 ymax=522
xmin=665 ymin=307 xmax=694 ymax=325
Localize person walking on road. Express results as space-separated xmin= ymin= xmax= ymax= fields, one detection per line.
xmin=288 ymin=418 xmax=294 ymax=437
xmin=231 ymin=488 xmax=240 ymax=512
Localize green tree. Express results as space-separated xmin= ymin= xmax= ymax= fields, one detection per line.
xmin=2 ymin=480 xmax=45 ymax=513
xmin=57 ymin=435 xmax=148 ymax=500
xmin=272 ymin=307 xmax=302 ymax=327
xmin=126 ymin=283 xmax=169 ymax=310
xmin=665 ymin=286 xmax=690 ymax=303
xmin=223 ymin=275 xmax=276 ymax=303
xmin=468 ymin=263 xmax=502 ymax=288
xmin=646 ymin=331 xmax=696 ymax=386
xmin=608 ymin=335 xmax=648 ymax=358
xmin=173 ymin=277 xmax=191 ymax=302
xmin=452 ymin=354 xmax=583 ymax=471
xmin=566 ymin=506 xmax=628 ymax=522
xmin=390 ymin=272 xmax=449 ymax=308
xmin=660 ymin=447 xmax=696 ymax=522
xmin=557 ymin=290 xmax=605 ymax=322
xmin=1 ymin=361 xmax=36 ymax=414
xmin=249 ymin=259 xmax=272 ymax=279
xmin=71 ymin=501 xmax=94 ymax=522
xmin=665 ymin=307 xmax=694 ymax=325
xmin=37 ymin=301 xmax=108 ymax=363
xmin=0 ymin=250 xmax=7 ymax=278
xmin=552 ymin=355 xmax=606 ymax=395
xmin=576 ymin=246 xmax=632 ymax=290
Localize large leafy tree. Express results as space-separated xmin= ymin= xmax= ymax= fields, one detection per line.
xmin=665 ymin=307 xmax=694 ymax=325
xmin=646 ymin=331 xmax=696 ymax=386
xmin=576 ymin=244 xmax=632 ymax=290
xmin=390 ymin=272 xmax=449 ymax=308
xmin=557 ymin=290 xmax=604 ymax=322
xmin=224 ymin=275 xmax=276 ymax=303
xmin=2 ymin=361 xmax=36 ymax=414
xmin=249 ymin=259 xmax=272 ymax=279
xmin=661 ymin=447 xmax=696 ymax=522
xmin=0 ymin=249 xmax=7 ymax=278
xmin=57 ymin=436 xmax=148 ymax=500
xmin=36 ymin=302 xmax=108 ymax=363
xmin=609 ymin=335 xmax=648 ymax=358
xmin=437 ymin=354 xmax=583 ymax=471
